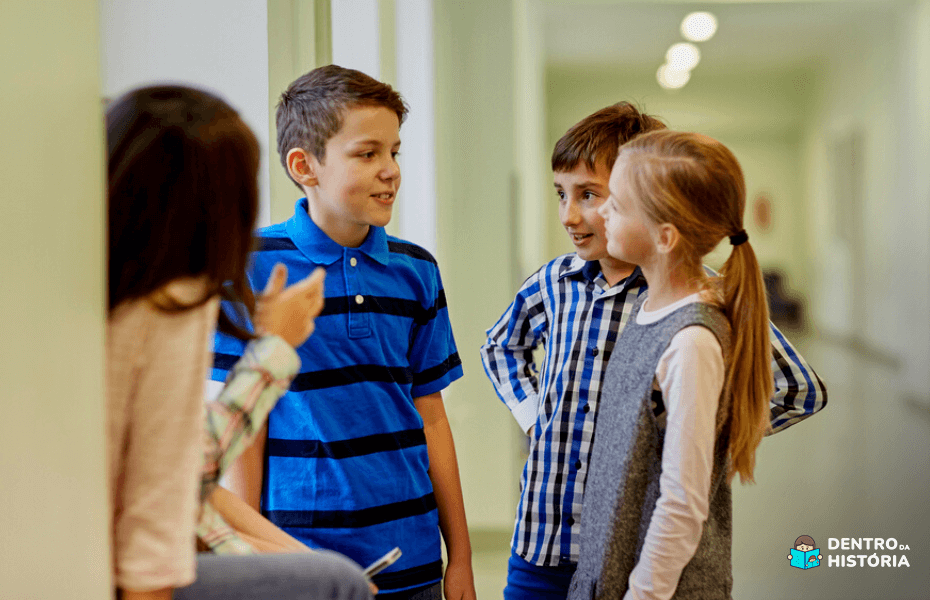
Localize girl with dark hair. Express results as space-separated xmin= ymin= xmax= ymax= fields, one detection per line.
xmin=106 ymin=85 xmax=371 ymax=600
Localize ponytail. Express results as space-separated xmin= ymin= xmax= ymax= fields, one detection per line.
xmin=618 ymin=129 xmax=774 ymax=484
xmin=719 ymin=238 xmax=772 ymax=483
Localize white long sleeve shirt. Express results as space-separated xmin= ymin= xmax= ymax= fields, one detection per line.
xmin=625 ymin=293 xmax=724 ymax=600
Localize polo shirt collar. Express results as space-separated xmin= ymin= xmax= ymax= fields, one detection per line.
xmin=285 ymin=198 xmax=390 ymax=266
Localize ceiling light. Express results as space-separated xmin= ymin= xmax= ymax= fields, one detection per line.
xmin=666 ymin=42 xmax=701 ymax=71
xmin=681 ymin=11 xmax=717 ymax=42
xmin=657 ymin=64 xmax=691 ymax=90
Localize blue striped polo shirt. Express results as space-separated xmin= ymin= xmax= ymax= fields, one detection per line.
xmin=212 ymin=199 xmax=463 ymax=594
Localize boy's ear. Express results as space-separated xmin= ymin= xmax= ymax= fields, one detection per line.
xmin=286 ymin=148 xmax=318 ymax=187
xmin=655 ymin=223 xmax=680 ymax=255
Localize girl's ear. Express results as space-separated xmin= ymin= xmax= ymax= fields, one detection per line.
xmin=286 ymin=148 xmax=318 ymax=187
xmin=655 ymin=223 xmax=680 ymax=255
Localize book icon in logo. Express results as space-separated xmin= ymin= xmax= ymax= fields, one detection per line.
xmin=788 ymin=535 xmax=822 ymax=570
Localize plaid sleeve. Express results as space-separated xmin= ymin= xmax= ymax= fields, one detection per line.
xmin=408 ymin=266 xmax=463 ymax=398
xmin=479 ymin=270 xmax=548 ymax=433
xmin=699 ymin=265 xmax=828 ymax=434
xmin=196 ymin=501 xmax=256 ymax=555
xmin=766 ymin=322 xmax=828 ymax=434
xmin=201 ymin=335 xmax=299 ymax=500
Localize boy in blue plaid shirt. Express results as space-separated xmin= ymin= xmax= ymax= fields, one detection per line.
xmin=480 ymin=102 xmax=827 ymax=599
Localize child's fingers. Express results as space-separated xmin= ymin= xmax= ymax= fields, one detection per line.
xmin=304 ymin=267 xmax=327 ymax=290
xmin=262 ymin=263 xmax=288 ymax=297
xmin=289 ymin=267 xmax=326 ymax=298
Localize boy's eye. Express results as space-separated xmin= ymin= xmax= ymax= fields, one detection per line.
xmin=391 ymin=151 xmax=400 ymax=159
xmin=556 ymin=190 xmax=566 ymax=201
xmin=583 ymin=191 xmax=596 ymax=200
xmin=360 ymin=151 xmax=375 ymax=158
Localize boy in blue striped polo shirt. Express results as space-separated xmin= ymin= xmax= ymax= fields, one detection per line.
xmin=480 ymin=102 xmax=827 ymax=599
xmin=213 ymin=65 xmax=476 ymax=600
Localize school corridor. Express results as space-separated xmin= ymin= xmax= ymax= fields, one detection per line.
xmin=3 ymin=0 xmax=928 ymax=598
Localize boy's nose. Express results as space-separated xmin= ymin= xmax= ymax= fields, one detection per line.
xmin=380 ymin=159 xmax=400 ymax=181
xmin=560 ymin=201 xmax=580 ymax=226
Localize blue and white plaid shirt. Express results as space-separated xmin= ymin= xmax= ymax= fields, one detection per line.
xmin=480 ymin=254 xmax=827 ymax=567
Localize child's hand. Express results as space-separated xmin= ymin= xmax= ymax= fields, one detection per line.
xmin=254 ymin=264 xmax=325 ymax=349
xmin=443 ymin=558 xmax=476 ymax=600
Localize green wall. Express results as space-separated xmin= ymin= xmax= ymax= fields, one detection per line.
xmin=434 ymin=0 xmax=525 ymax=530
xmin=1 ymin=1 xmax=109 ymax=596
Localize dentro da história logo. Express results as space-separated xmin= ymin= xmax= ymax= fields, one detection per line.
xmin=788 ymin=535 xmax=822 ymax=570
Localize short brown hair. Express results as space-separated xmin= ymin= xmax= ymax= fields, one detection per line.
xmin=106 ymin=85 xmax=259 ymax=339
xmin=276 ymin=64 xmax=408 ymax=188
xmin=551 ymin=102 xmax=665 ymax=173
xmin=795 ymin=535 xmax=816 ymax=548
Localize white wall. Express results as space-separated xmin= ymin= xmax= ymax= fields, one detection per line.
xmin=331 ymin=0 xmax=381 ymax=79
xmin=803 ymin=9 xmax=899 ymax=345
xmin=893 ymin=0 xmax=930 ymax=404
xmin=329 ymin=0 xmax=440 ymax=255
xmin=802 ymin=1 xmax=929 ymax=403
xmin=1 ymin=1 xmax=109 ymax=597
xmin=101 ymin=0 xmax=273 ymax=226
xmin=513 ymin=0 xmax=550 ymax=278
xmin=396 ymin=0 xmax=439 ymax=256
xmin=434 ymin=0 xmax=523 ymax=530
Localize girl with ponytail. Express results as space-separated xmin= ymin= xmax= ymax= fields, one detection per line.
xmin=568 ymin=130 xmax=772 ymax=600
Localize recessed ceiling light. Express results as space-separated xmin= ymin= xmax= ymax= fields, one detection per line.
xmin=657 ymin=64 xmax=691 ymax=90
xmin=681 ymin=11 xmax=718 ymax=42
xmin=666 ymin=42 xmax=701 ymax=71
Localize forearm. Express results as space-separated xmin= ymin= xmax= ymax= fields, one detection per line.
xmin=415 ymin=394 xmax=472 ymax=563
xmin=202 ymin=336 xmax=298 ymax=500
xmin=766 ymin=324 xmax=828 ymax=434
xmin=221 ymin=423 xmax=266 ymax=512
xmin=479 ymin=350 xmax=540 ymax=433
xmin=481 ymin=278 xmax=549 ymax=430
xmin=700 ymin=265 xmax=828 ymax=433
xmin=208 ymin=487 xmax=310 ymax=553
xmin=121 ymin=587 xmax=173 ymax=600
xmin=627 ymin=329 xmax=721 ymax=600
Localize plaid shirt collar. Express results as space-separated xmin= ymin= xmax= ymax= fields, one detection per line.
xmin=560 ymin=255 xmax=647 ymax=292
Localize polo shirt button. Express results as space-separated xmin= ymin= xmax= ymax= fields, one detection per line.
xmin=350 ymin=257 xmax=358 ymax=267
xmin=355 ymin=295 xmax=364 ymax=304
xmin=566 ymin=517 xmax=575 ymax=526
xmin=582 ymin=404 xmax=590 ymax=413
xmin=590 ymin=347 xmax=598 ymax=357
xmin=575 ymin=460 xmax=582 ymax=469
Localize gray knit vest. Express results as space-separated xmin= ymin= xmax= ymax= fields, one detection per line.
xmin=568 ymin=295 xmax=733 ymax=600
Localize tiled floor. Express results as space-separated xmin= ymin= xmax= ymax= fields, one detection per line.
xmin=468 ymin=333 xmax=930 ymax=599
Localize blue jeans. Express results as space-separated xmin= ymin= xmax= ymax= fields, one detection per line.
xmin=377 ymin=582 xmax=442 ymax=600
xmin=504 ymin=549 xmax=577 ymax=600
xmin=174 ymin=551 xmax=372 ymax=600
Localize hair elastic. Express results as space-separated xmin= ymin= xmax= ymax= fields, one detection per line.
xmin=729 ymin=230 xmax=749 ymax=246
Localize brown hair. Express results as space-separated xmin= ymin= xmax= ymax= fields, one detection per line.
xmin=106 ymin=85 xmax=259 ymax=339
xmin=276 ymin=64 xmax=408 ymax=188
xmin=795 ymin=535 xmax=816 ymax=548
xmin=617 ymin=129 xmax=773 ymax=483
xmin=551 ymin=102 xmax=666 ymax=173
